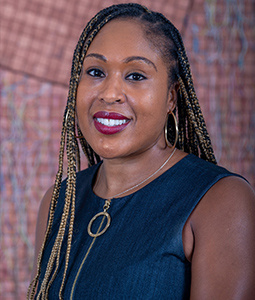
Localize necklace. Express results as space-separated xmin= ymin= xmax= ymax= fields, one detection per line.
xmin=87 ymin=148 xmax=177 ymax=237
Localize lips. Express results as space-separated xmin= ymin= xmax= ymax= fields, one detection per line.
xmin=93 ymin=111 xmax=131 ymax=135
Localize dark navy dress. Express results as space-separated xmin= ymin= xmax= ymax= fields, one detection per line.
xmin=37 ymin=154 xmax=237 ymax=299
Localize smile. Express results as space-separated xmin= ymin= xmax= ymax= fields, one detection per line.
xmin=96 ymin=118 xmax=129 ymax=127
xmin=93 ymin=111 xmax=131 ymax=135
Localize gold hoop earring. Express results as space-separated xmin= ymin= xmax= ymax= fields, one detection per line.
xmin=165 ymin=111 xmax=178 ymax=149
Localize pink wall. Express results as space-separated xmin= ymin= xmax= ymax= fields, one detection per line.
xmin=0 ymin=0 xmax=254 ymax=298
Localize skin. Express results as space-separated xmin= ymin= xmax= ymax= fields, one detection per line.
xmin=32 ymin=19 xmax=255 ymax=299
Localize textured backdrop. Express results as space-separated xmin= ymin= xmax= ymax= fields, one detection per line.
xmin=0 ymin=0 xmax=254 ymax=298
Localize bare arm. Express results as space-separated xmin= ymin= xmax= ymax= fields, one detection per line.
xmin=31 ymin=186 xmax=54 ymax=279
xmin=190 ymin=176 xmax=255 ymax=299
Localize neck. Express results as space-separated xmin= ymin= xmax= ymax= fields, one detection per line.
xmin=93 ymin=147 xmax=179 ymax=199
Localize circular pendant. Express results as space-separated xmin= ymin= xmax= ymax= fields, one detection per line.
xmin=87 ymin=211 xmax=111 ymax=237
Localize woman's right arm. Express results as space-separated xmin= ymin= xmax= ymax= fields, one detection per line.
xmin=31 ymin=185 xmax=54 ymax=279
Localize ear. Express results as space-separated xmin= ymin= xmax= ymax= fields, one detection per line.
xmin=167 ymin=82 xmax=179 ymax=112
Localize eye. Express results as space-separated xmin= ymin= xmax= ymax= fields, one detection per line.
xmin=87 ymin=68 xmax=105 ymax=78
xmin=126 ymin=72 xmax=147 ymax=81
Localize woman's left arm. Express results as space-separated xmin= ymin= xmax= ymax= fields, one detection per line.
xmin=190 ymin=176 xmax=255 ymax=300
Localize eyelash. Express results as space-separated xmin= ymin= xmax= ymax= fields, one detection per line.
xmin=86 ymin=68 xmax=105 ymax=78
xmin=86 ymin=68 xmax=147 ymax=81
xmin=126 ymin=72 xmax=146 ymax=81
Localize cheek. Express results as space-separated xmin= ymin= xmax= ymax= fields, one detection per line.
xmin=133 ymin=101 xmax=167 ymax=139
xmin=137 ymin=86 xmax=169 ymax=118
xmin=76 ymin=98 xmax=92 ymax=138
xmin=135 ymin=87 xmax=169 ymax=133
xmin=76 ymin=85 xmax=94 ymax=121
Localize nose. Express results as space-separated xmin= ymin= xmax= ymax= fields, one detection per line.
xmin=99 ymin=75 xmax=126 ymax=104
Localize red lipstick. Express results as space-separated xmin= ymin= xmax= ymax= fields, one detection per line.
xmin=93 ymin=111 xmax=130 ymax=135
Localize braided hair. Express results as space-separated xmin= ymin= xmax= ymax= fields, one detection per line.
xmin=27 ymin=3 xmax=216 ymax=299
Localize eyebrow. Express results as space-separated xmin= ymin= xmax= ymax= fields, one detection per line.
xmin=85 ymin=53 xmax=107 ymax=62
xmin=85 ymin=53 xmax=157 ymax=71
xmin=124 ymin=56 xmax=157 ymax=71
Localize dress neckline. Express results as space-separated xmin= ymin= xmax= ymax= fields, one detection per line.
xmin=90 ymin=153 xmax=192 ymax=201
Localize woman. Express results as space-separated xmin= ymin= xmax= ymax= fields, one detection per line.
xmin=28 ymin=3 xmax=255 ymax=299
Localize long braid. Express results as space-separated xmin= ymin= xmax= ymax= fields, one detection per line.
xmin=156 ymin=13 xmax=215 ymax=162
xmin=28 ymin=3 xmax=217 ymax=299
xmin=27 ymin=107 xmax=68 ymax=299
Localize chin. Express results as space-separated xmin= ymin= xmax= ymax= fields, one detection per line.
xmin=91 ymin=145 xmax=118 ymax=159
xmin=97 ymin=151 xmax=122 ymax=160
xmin=96 ymin=146 xmax=134 ymax=161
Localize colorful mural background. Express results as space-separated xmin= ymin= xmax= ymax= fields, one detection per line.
xmin=0 ymin=0 xmax=254 ymax=298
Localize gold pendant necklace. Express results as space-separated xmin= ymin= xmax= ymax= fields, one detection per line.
xmin=87 ymin=148 xmax=176 ymax=237
xmin=87 ymin=199 xmax=111 ymax=237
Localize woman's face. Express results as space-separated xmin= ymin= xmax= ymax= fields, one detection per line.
xmin=76 ymin=19 xmax=176 ymax=159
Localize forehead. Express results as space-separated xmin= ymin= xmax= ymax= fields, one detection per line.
xmin=86 ymin=19 xmax=161 ymax=59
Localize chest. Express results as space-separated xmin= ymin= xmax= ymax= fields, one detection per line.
xmin=43 ymin=191 xmax=191 ymax=299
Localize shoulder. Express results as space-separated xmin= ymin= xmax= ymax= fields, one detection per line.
xmin=169 ymin=154 xmax=239 ymax=206
xmin=192 ymin=175 xmax=255 ymax=228
xmin=35 ymin=163 xmax=101 ymax=230
xmin=181 ymin=155 xmax=253 ymax=206
xmin=190 ymin=175 xmax=255 ymax=249
xmin=194 ymin=175 xmax=255 ymax=249
xmin=175 ymin=154 xmax=234 ymax=183
xmin=189 ymin=176 xmax=255 ymax=298
xmin=185 ymin=154 xmax=231 ymax=175
xmin=31 ymin=185 xmax=54 ymax=278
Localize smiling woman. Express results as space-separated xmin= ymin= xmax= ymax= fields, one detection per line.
xmin=28 ymin=3 xmax=255 ymax=300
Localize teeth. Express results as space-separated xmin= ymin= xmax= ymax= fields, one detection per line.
xmin=97 ymin=118 xmax=128 ymax=127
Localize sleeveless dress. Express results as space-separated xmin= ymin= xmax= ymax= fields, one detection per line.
xmin=36 ymin=154 xmax=239 ymax=299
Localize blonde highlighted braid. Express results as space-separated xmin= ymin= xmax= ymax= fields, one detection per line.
xmin=27 ymin=3 xmax=216 ymax=299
